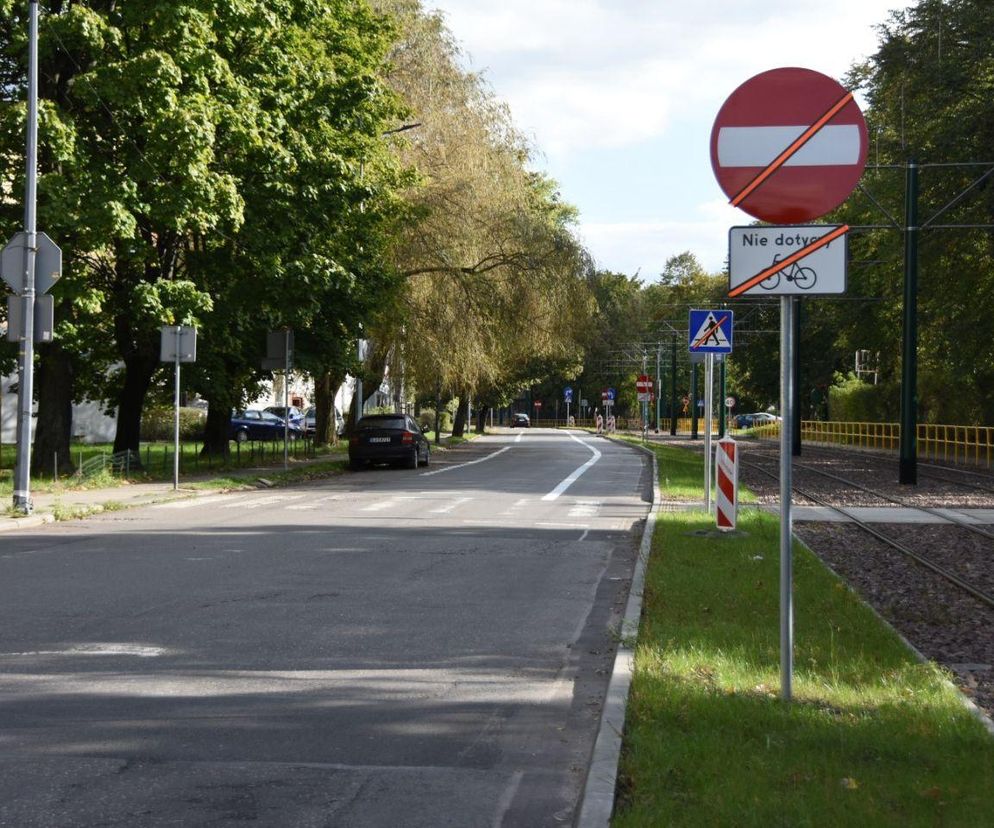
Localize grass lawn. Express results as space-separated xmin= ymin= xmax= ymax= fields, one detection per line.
xmin=614 ymin=440 xmax=994 ymax=826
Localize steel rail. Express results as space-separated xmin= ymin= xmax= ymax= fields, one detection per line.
xmin=790 ymin=461 xmax=994 ymax=543
xmin=740 ymin=459 xmax=994 ymax=611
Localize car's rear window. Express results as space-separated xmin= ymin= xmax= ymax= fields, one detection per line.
xmin=358 ymin=417 xmax=407 ymax=430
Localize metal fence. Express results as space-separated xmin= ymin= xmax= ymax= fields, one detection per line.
xmin=751 ymin=420 xmax=994 ymax=469
xmin=74 ymin=438 xmax=317 ymax=480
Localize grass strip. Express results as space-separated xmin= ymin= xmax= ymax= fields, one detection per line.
xmin=614 ymin=441 xmax=994 ymax=826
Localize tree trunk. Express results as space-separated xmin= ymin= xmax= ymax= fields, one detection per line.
xmin=474 ymin=405 xmax=488 ymax=434
xmin=201 ymin=401 xmax=232 ymax=459
xmin=31 ymin=342 xmax=75 ymax=477
xmin=112 ymin=347 xmax=159 ymax=459
xmin=451 ymin=394 xmax=466 ymax=437
xmin=314 ymin=368 xmax=345 ymax=447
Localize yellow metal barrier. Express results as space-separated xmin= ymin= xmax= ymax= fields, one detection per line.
xmin=750 ymin=420 xmax=994 ymax=468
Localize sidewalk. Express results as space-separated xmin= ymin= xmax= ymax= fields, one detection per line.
xmin=0 ymin=451 xmax=351 ymax=534
xmin=0 ymin=434 xmax=479 ymax=533
xmin=0 ymin=480 xmax=220 ymax=533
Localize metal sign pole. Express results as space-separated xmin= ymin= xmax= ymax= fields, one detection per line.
xmin=283 ymin=329 xmax=290 ymax=471
xmin=704 ymin=353 xmax=713 ymax=513
xmin=173 ymin=328 xmax=181 ymax=490
xmin=780 ymin=297 xmax=795 ymax=702
xmin=13 ymin=1 xmax=39 ymax=514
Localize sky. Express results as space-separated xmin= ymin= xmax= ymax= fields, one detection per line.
xmin=424 ymin=0 xmax=906 ymax=279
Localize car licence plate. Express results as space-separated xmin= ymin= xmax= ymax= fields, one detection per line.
xmin=368 ymin=437 xmax=391 ymax=443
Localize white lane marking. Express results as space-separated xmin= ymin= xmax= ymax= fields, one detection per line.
xmin=420 ymin=446 xmax=511 ymax=477
xmin=362 ymin=496 xmax=418 ymax=512
xmin=219 ymin=494 xmax=305 ymax=509
xmin=430 ymin=496 xmax=473 ymax=514
xmin=500 ymin=497 xmax=530 ymax=516
xmin=541 ymin=433 xmax=602 ymax=501
xmin=515 ymin=432 xmax=523 ymax=443
xmin=536 ymin=521 xmax=590 ymax=529
xmin=569 ymin=499 xmax=602 ymax=518
xmin=286 ymin=494 xmax=343 ymax=511
xmin=579 ymin=529 xmax=590 ymax=542
xmin=155 ymin=494 xmax=247 ymax=509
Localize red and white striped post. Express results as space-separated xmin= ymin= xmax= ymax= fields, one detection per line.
xmin=715 ymin=437 xmax=738 ymax=531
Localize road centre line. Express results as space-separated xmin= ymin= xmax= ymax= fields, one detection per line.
xmin=541 ymin=433 xmax=602 ymax=502
xmin=420 ymin=446 xmax=511 ymax=476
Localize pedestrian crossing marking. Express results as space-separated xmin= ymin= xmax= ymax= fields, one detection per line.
xmin=430 ymin=497 xmax=473 ymax=514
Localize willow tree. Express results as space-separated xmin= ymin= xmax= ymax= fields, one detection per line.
xmin=370 ymin=0 xmax=593 ymax=432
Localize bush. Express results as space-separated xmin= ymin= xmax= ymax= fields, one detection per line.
xmin=827 ymin=374 xmax=898 ymax=422
xmin=141 ymin=407 xmax=207 ymax=441
xmin=417 ymin=408 xmax=452 ymax=433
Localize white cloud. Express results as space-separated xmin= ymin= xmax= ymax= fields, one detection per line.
xmin=580 ymin=198 xmax=744 ymax=278
xmin=428 ymin=0 xmax=902 ymax=274
xmin=431 ymin=0 xmax=898 ymax=159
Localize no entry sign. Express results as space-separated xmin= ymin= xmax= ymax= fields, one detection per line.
xmin=710 ymin=67 xmax=868 ymax=224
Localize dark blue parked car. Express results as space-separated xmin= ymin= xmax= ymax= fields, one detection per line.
xmin=229 ymin=409 xmax=302 ymax=443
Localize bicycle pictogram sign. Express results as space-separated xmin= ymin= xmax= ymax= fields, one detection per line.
xmin=761 ymin=253 xmax=816 ymax=291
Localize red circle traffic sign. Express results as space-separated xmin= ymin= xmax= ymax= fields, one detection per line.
xmin=710 ymin=67 xmax=868 ymax=224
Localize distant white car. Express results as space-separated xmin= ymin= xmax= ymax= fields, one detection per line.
xmin=750 ymin=412 xmax=781 ymax=424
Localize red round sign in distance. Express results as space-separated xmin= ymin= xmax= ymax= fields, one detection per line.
xmin=710 ymin=67 xmax=868 ymax=224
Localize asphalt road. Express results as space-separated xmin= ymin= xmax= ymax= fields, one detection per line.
xmin=0 ymin=429 xmax=650 ymax=827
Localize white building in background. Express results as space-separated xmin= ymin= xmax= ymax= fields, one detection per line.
xmin=0 ymin=370 xmax=370 ymax=446
xmin=1 ymin=373 xmax=116 ymax=444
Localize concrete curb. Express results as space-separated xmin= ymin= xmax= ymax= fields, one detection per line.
xmin=576 ymin=437 xmax=660 ymax=827
xmin=0 ymin=512 xmax=55 ymax=533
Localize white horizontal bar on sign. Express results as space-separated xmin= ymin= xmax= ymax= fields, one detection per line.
xmin=717 ymin=125 xmax=861 ymax=167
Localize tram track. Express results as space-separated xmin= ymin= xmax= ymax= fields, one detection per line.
xmin=740 ymin=457 xmax=994 ymax=612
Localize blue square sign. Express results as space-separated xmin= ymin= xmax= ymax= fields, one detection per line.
xmin=688 ymin=309 xmax=733 ymax=354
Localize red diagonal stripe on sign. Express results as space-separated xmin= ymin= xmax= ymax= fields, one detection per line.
xmin=717 ymin=508 xmax=733 ymax=528
xmin=730 ymin=91 xmax=855 ymax=208
xmin=721 ymin=441 xmax=736 ymax=462
xmin=728 ymin=225 xmax=849 ymax=298
xmin=692 ymin=314 xmax=729 ymax=349
xmin=718 ymin=471 xmax=735 ymax=502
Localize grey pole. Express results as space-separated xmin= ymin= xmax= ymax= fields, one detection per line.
xmin=13 ymin=0 xmax=39 ymax=514
xmin=704 ymin=353 xmax=713 ymax=513
xmin=690 ymin=364 xmax=699 ymax=440
xmin=780 ymin=297 xmax=795 ymax=702
xmin=283 ymin=329 xmax=289 ymax=471
xmin=719 ymin=357 xmax=726 ymax=438
xmin=173 ymin=328 xmax=181 ymax=490
xmin=792 ymin=301 xmax=802 ymax=457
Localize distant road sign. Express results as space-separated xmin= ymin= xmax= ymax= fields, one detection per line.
xmin=534 ymin=400 xmax=542 ymax=408
xmin=725 ymin=396 xmax=736 ymax=409
xmin=710 ymin=67 xmax=868 ymax=224
xmin=728 ymin=225 xmax=847 ymax=297
xmin=688 ymin=309 xmax=734 ymax=354
xmin=564 ymin=386 xmax=573 ymax=403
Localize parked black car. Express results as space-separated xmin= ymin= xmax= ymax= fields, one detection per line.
xmin=510 ymin=413 xmax=530 ymax=428
xmin=229 ymin=409 xmax=303 ymax=443
xmin=349 ymin=414 xmax=430 ymax=470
